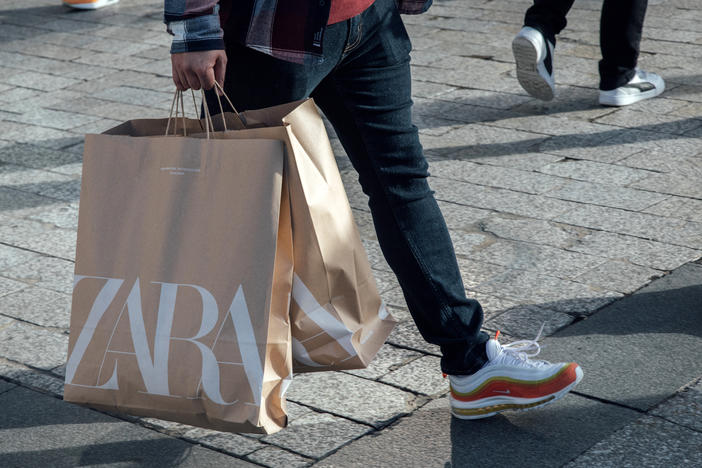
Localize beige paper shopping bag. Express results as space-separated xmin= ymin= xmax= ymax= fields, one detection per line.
xmin=217 ymin=100 xmax=397 ymax=373
xmin=65 ymin=130 xmax=293 ymax=434
xmin=101 ymin=97 xmax=397 ymax=373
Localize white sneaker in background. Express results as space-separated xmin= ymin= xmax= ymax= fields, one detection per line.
xmin=599 ymin=69 xmax=665 ymax=106
xmin=64 ymin=0 xmax=119 ymax=10
xmin=512 ymin=26 xmax=556 ymax=101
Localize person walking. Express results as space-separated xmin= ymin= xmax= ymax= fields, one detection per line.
xmin=165 ymin=0 xmax=583 ymax=420
xmin=513 ymin=0 xmax=664 ymax=106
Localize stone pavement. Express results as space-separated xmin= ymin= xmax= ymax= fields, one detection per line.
xmin=0 ymin=0 xmax=700 ymax=466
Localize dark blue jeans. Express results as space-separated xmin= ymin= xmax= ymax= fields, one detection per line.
xmin=208 ymin=0 xmax=488 ymax=375
xmin=524 ymin=0 xmax=648 ymax=90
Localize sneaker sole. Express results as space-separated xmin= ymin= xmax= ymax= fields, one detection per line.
xmin=599 ymin=84 xmax=665 ymax=107
xmin=450 ymin=365 xmax=583 ymax=420
xmin=512 ymin=35 xmax=554 ymax=101
xmin=64 ymin=0 xmax=118 ymax=9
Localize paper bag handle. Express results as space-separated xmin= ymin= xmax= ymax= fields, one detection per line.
xmin=165 ymin=84 xmax=246 ymax=138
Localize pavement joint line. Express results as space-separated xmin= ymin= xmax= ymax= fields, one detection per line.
xmin=0 ymin=241 xmax=76 ymax=263
xmin=0 ymin=310 xmax=69 ymax=334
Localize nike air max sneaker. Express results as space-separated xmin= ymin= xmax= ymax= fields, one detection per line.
xmin=449 ymin=332 xmax=583 ymax=419
xmin=599 ymin=69 xmax=665 ymax=106
xmin=512 ymin=26 xmax=555 ymax=101
xmin=64 ymin=0 xmax=119 ymax=10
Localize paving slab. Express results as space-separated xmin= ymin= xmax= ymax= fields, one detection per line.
xmin=0 ymin=386 xmax=258 ymax=468
xmin=565 ymin=415 xmax=702 ymax=468
xmin=650 ymin=377 xmax=702 ymax=433
xmin=314 ymin=393 xmax=639 ymax=468
xmin=0 ymin=378 xmax=17 ymax=394
xmin=540 ymin=262 xmax=702 ymax=412
xmin=286 ymin=372 xmax=418 ymax=428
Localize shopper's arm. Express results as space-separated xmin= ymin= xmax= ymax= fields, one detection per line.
xmin=165 ymin=0 xmax=226 ymax=91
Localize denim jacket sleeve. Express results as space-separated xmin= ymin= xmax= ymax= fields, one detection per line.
xmin=164 ymin=0 xmax=224 ymax=53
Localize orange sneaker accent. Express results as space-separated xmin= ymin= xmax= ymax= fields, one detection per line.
xmin=450 ymin=362 xmax=579 ymax=402
xmin=495 ymin=330 xmax=501 ymax=340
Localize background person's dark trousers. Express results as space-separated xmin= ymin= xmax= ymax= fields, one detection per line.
xmin=524 ymin=0 xmax=649 ymax=90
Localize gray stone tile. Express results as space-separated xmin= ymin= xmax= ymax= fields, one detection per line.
xmin=619 ymin=149 xmax=702 ymax=174
xmin=650 ymin=378 xmax=702 ymax=432
xmin=344 ymin=344 xmax=423 ymax=380
xmin=2 ymin=108 xmax=99 ymax=131
xmin=0 ymin=386 xmax=256 ymax=467
xmin=0 ymin=319 xmax=68 ymax=370
xmin=3 ymin=256 xmax=74 ymax=294
xmin=539 ymin=159 xmax=655 ymax=185
xmin=544 ymin=179 xmax=669 ymax=211
xmin=476 ymin=268 xmax=621 ymax=315
xmin=0 ymin=243 xmax=39 ymax=270
xmin=472 ymin=151 xmax=565 ymax=172
xmin=0 ymin=361 xmax=65 ymax=397
xmin=485 ymin=305 xmax=575 ymax=339
xmin=0 ymin=379 xmax=16 ymax=394
xmin=182 ymin=427 xmax=263 ymax=456
xmin=386 ymin=320 xmax=441 ymax=356
xmin=0 ymin=287 xmax=71 ymax=329
xmin=429 ymin=160 xmax=565 ymax=195
xmin=0 ymin=143 xmax=81 ymax=169
xmin=467 ymin=240 xmax=607 ymax=280
xmin=480 ymin=215 xmax=588 ymax=248
xmin=261 ymin=411 xmax=371 ymax=459
xmin=379 ymin=286 xmax=408 ymax=309
xmin=540 ymin=263 xmax=702 ymax=412
xmin=594 ymin=108 xmax=702 ymax=135
xmin=0 ymin=222 xmax=77 ymax=260
xmin=246 ymin=446 xmax=313 ymax=467
xmin=644 ymin=196 xmax=702 ymax=223
xmin=436 ymin=201 xmax=493 ymax=231
xmin=27 ymin=203 xmax=79 ymax=230
xmin=92 ymin=86 xmax=173 ymax=110
xmin=553 ymin=203 xmax=702 ymax=249
xmin=0 ymin=164 xmax=74 ymax=192
xmin=0 ymin=276 xmax=28 ymax=299
xmin=0 ymin=70 xmax=80 ymax=92
xmin=432 ymin=177 xmax=581 ymax=220
xmin=565 ymin=416 xmax=702 ymax=468
xmin=315 ymin=394 xmax=639 ymax=468
xmin=630 ymin=171 xmax=702 ymax=199
xmin=73 ymin=51 xmax=154 ymax=71
xmin=450 ymin=230 xmax=494 ymax=257
xmin=567 ymin=230 xmax=701 ymax=271
xmin=380 ymin=355 xmax=448 ymax=396
xmin=286 ymin=372 xmax=418 ymax=428
xmin=575 ymin=260 xmax=665 ymax=294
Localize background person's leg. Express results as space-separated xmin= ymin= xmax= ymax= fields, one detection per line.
xmin=599 ymin=0 xmax=649 ymax=90
xmin=523 ymin=0 xmax=576 ymax=44
xmin=311 ymin=0 xmax=489 ymax=375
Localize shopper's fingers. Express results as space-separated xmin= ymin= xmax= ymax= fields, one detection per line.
xmin=184 ymin=70 xmax=202 ymax=91
xmin=171 ymin=58 xmax=186 ymax=91
xmin=198 ymin=66 xmax=216 ymax=91
xmin=214 ymin=52 xmax=227 ymax=95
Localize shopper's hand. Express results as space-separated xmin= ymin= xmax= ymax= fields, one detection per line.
xmin=171 ymin=50 xmax=227 ymax=92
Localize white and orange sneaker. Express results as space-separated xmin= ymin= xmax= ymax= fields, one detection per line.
xmin=448 ymin=331 xmax=583 ymax=419
xmin=64 ymin=0 xmax=119 ymax=10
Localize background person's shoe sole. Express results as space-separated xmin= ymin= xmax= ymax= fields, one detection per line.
xmin=64 ymin=0 xmax=119 ymax=9
xmin=512 ymin=33 xmax=554 ymax=101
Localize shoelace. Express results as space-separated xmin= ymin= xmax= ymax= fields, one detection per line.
xmin=498 ymin=323 xmax=550 ymax=365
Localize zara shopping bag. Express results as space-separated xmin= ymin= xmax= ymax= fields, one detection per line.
xmin=64 ymin=103 xmax=294 ymax=434
xmin=212 ymin=99 xmax=398 ymax=373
